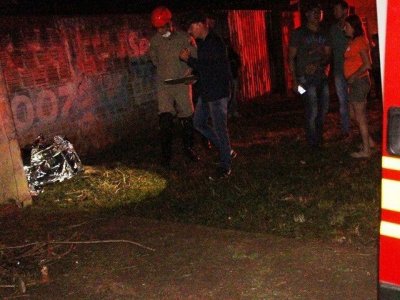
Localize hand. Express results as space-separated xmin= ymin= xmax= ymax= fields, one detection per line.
xmin=305 ymin=63 xmax=317 ymax=75
xmin=292 ymin=79 xmax=299 ymax=94
xmin=182 ymin=69 xmax=196 ymax=85
xmin=185 ymin=79 xmax=197 ymax=85
xmin=183 ymin=69 xmax=192 ymax=77
xmin=179 ymin=48 xmax=191 ymax=62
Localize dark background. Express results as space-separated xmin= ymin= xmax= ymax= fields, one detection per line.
xmin=0 ymin=0 xmax=293 ymax=15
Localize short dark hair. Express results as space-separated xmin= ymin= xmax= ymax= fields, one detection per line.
xmin=345 ymin=14 xmax=364 ymax=39
xmin=205 ymin=10 xmax=217 ymax=20
xmin=301 ymin=1 xmax=322 ymax=13
xmin=333 ymin=0 xmax=349 ymax=10
xmin=181 ymin=11 xmax=207 ymax=29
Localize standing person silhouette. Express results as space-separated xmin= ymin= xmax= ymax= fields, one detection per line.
xmin=330 ymin=0 xmax=351 ymax=139
xmin=180 ymin=11 xmax=236 ymax=180
xmin=343 ymin=14 xmax=376 ymax=158
xmin=149 ymin=6 xmax=199 ymax=169
xmin=289 ymin=1 xmax=331 ymax=149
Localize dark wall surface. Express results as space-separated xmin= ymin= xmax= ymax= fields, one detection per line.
xmin=0 ymin=15 xmax=157 ymax=154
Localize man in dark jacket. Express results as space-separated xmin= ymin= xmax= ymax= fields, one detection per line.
xmin=179 ymin=11 xmax=235 ymax=180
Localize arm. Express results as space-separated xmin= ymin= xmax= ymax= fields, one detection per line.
xmin=183 ymin=36 xmax=197 ymax=76
xmin=288 ymin=46 xmax=298 ymax=93
xmin=149 ymin=39 xmax=158 ymax=67
xmin=304 ymin=45 xmax=331 ymax=76
xmin=322 ymin=45 xmax=332 ymax=69
xmin=184 ymin=37 xmax=227 ymax=71
xmin=348 ymin=48 xmax=371 ymax=83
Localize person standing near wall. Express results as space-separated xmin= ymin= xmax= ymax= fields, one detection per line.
xmin=330 ymin=0 xmax=351 ymax=139
xmin=226 ymin=38 xmax=241 ymax=119
xmin=179 ymin=11 xmax=235 ymax=180
xmin=288 ymin=1 xmax=331 ymax=149
xmin=343 ymin=14 xmax=376 ymax=158
xmin=149 ymin=6 xmax=199 ymax=169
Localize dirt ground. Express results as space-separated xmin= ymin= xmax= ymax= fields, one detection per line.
xmin=1 ymin=95 xmax=381 ymax=299
xmin=1 ymin=215 xmax=376 ymax=299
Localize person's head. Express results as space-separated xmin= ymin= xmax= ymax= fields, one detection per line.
xmin=344 ymin=14 xmax=364 ymax=39
xmin=302 ymin=1 xmax=323 ymax=25
xmin=151 ymin=6 xmax=173 ymax=36
xmin=333 ymin=0 xmax=349 ymax=20
xmin=205 ymin=11 xmax=217 ymax=30
xmin=184 ymin=11 xmax=209 ymax=40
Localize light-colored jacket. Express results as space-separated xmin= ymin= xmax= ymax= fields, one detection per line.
xmin=149 ymin=30 xmax=196 ymax=83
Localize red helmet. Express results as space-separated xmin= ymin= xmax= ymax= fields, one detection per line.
xmin=151 ymin=6 xmax=172 ymax=28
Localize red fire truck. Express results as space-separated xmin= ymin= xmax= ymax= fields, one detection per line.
xmin=377 ymin=0 xmax=400 ymax=298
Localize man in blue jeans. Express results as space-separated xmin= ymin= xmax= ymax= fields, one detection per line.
xmin=289 ymin=1 xmax=331 ymax=149
xmin=330 ymin=0 xmax=350 ymax=138
xmin=180 ymin=11 xmax=235 ymax=180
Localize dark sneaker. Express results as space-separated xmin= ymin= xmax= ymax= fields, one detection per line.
xmin=213 ymin=150 xmax=237 ymax=166
xmin=209 ymin=168 xmax=231 ymax=181
xmin=230 ymin=149 xmax=237 ymax=159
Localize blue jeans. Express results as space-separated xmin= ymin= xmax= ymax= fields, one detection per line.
xmin=334 ymin=73 xmax=350 ymax=134
xmin=194 ymin=97 xmax=232 ymax=171
xmin=299 ymin=77 xmax=330 ymax=147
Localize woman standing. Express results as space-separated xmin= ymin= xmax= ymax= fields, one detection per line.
xmin=344 ymin=14 xmax=376 ymax=158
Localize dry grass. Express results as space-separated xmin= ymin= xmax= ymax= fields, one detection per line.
xmin=34 ymin=96 xmax=382 ymax=245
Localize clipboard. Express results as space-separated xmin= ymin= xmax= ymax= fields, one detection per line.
xmin=164 ymin=75 xmax=197 ymax=85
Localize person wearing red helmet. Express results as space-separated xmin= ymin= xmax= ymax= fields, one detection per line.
xmin=149 ymin=6 xmax=199 ymax=169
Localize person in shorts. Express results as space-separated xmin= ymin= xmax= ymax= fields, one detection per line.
xmin=343 ymin=14 xmax=376 ymax=158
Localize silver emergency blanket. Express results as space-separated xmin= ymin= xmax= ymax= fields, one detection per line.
xmin=24 ymin=136 xmax=83 ymax=195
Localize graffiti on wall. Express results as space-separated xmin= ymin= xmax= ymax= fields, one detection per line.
xmin=0 ymin=16 xmax=158 ymax=153
xmin=10 ymin=66 xmax=155 ymax=152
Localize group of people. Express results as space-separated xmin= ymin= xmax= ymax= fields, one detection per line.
xmin=148 ymin=0 xmax=378 ymax=181
xmin=289 ymin=0 xmax=377 ymax=158
xmin=149 ymin=7 xmax=236 ymax=180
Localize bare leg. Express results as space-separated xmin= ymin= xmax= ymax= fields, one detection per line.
xmin=351 ymin=102 xmax=374 ymax=157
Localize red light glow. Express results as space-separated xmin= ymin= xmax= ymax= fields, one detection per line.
xmin=228 ymin=10 xmax=271 ymax=101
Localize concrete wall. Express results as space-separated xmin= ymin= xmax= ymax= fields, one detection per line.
xmin=0 ymin=15 xmax=158 ymax=155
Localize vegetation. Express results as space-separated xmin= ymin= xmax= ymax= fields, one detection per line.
xmin=33 ymin=98 xmax=382 ymax=245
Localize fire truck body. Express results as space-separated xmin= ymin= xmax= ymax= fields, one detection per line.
xmin=377 ymin=0 xmax=400 ymax=298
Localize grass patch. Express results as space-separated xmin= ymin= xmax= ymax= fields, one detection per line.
xmin=35 ymin=166 xmax=167 ymax=210
xmin=34 ymin=98 xmax=382 ymax=245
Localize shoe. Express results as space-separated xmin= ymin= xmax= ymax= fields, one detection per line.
xmin=213 ymin=150 xmax=237 ymax=166
xmin=185 ymin=148 xmax=200 ymax=162
xmin=209 ymin=168 xmax=231 ymax=181
xmin=350 ymin=151 xmax=371 ymax=158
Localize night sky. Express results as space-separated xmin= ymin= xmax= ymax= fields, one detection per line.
xmin=0 ymin=0 xmax=292 ymax=15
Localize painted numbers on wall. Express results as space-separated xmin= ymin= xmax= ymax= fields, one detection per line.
xmin=10 ymin=83 xmax=75 ymax=133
